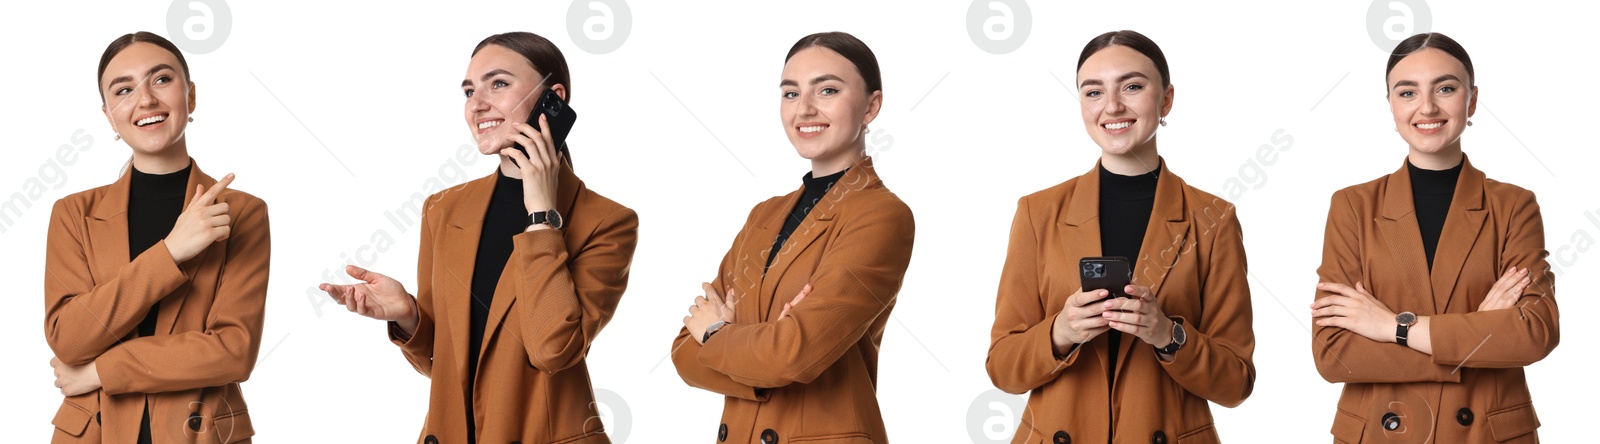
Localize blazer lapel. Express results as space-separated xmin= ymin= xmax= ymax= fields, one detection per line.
xmin=438 ymin=174 xmax=492 ymax=375
xmin=86 ymin=169 xmax=134 ymax=288
xmin=1429 ymin=156 xmax=1488 ymax=312
xmin=1374 ymin=161 xmax=1436 ymax=313
xmin=481 ymin=165 xmax=584 ymax=356
xmin=1059 ymin=163 xmax=1110 ymax=380
xmin=1117 ymin=161 xmax=1189 ymax=381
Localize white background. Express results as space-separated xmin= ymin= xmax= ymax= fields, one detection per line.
xmin=1 ymin=1 xmax=1595 ymax=442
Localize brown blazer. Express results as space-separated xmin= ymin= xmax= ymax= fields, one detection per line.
xmin=390 ymin=163 xmax=638 ymax=444
xmin=44 ymin=160 xmax=270 ymax=443
xmin=987 ymin=161 xmax=1255 ymax=444
xmin=1312 ymin=156 xmax=1558 ymax=443
xmin=672 ymin=157 xmax=914 ymax=443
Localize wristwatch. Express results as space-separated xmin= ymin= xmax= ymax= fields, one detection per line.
xmin=702 ymin=320 xmax=728 ymax=343
xmin=529 ymin=209 xmax=564 ymax=230
xmin=1157 ymin=319 xmax=1186 ymax=355
xmin=1395 ymin=312 xmax=1418 ymax=346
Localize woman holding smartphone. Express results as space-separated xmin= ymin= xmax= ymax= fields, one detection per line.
xmin=986 ymin=30 xmax=1255 ymax=443
xmin=1310 ymin=32 xmax=1557 ymax=443
xmin=45 ymin=32 xmax=270 ymax=443
xmin=318 ymin=32 xmax=639 ymax=443
xmin=671 ymin=31 xmax=914 ymax=443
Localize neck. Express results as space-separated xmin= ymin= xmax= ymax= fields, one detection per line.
xmin=130 ymin=140 xmax=191 ymax=174
xmin=811 ymin=146 xmax=862 ymax=178
xmin=1408 ymin=143 xmax=1464 ymax=170
xmin=1100 ymin=139 xmax=1160 ymax=176
xmin=498 ymin=156 xmax=521 ymax=178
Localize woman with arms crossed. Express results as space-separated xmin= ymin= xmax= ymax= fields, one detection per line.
xmin=46 ymin=31 xmax=270 ymax=443
xmin=672 ymin=31 xmax=914 ymax=443
xmin=1310 ymin=32 xmax=1558 ymax=443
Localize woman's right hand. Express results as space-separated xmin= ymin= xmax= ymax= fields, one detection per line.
xmin=165 ymin=174 xmax=235 ymax=264
xmin=1478 ymin=267 xmax=1531 ymax=312
xmin=319 ymin=265 xmax=419 ymax=335
xmin=1051 ymin=288 xmax=1111 ymax=356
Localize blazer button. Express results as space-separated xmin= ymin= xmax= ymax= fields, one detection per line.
xmin=1381 ymin=412 xmax=1401 ymax=431
xmin=1053 ymin=430 xmax=1071 ymax=444
xmin=1457 ymin=408 xmax=1474 ymax=426
xmin=718 ymin=423 xmax=729 ymax=442
xmin=760 ymin=428 xmax=779 ymax=444
xmin=187 ymin=412 xmax=202 ymax=431
xmin=423 ymin=435 xmax=439 ymax=444
xmin=1151 ymin=430 xmax=1168 ymax=444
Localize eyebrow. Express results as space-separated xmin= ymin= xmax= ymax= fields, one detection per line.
xmin=1392 ymin=74 xmax=1463 ymax=90
xmin=105 ymin=64 xmax=176 ymax=92
xmin=462 ymin=69 xmax=514 ymax=88
xmin=1078 ymin=71 xmax=1149 ymax=89
xmin=780 ymin=74 xmax=847 ymax=88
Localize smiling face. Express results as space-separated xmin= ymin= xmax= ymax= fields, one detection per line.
xmin=1387 ymin=47 xmax=1476 ymax=158
xmin=1076 ymin=45 xmax=1173 ymax=157
xmin=779 ymin=46 xmax=882 ymax=171
xmin=100 ymin=42 xmax=194 ymax=157
xmin=463 ymin=44 xmax=566 ymax=156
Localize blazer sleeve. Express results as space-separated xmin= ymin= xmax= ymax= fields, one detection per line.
xmin=1312 ymin=190 xmax=1460 ymax=384
xmin=95 ymin=197 xmax=271 ymax=395
xmin=43 ymin=199 xmax=188 ymax=366
xmin=696 ymin=199 xmax=915 ymax=388
xmin=673 ymin=206 xmax=768 ymax=402
xmin=511 ymin=206 xmax=639 ymax=373
xmin=986 ymin=196 xmax=1087 ymax=394
xmin=1428 ymin=189 xmax=1559 ymax=367
xmin=391 ymin=199 xmax=439 ymax=376
xmin=1159 ymin=201 xmax=1256 ymax=408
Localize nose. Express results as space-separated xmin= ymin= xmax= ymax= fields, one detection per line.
xmin=1106 ymin=92 xmax=1128 ymax=114
xmin=1419 ymin=95 xmax=1439 ymax=115
xmin=796 ymin=93 xmax=819 ymax=116
xmin=135 ymin=85 xmax=158 ymax=108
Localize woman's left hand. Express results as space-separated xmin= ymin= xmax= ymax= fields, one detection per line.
xmin=49 ymin=357 xmax=100 ymax=396
xmin=1312 ymin=282 xmax=1397 ymax=342
xmin=684 ymin=282 xmax=737 ymax=345
xmin=1102 ymin=284 xmax=1176 ymax=348
xmin=501 ymin=115 xmax=561 ymax=229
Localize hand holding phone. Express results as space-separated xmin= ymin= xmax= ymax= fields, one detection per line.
xmin=512 ymin=88 xmax=577 ymax=167
xmin=1080 ymin=257 xmax=1133 ymax=299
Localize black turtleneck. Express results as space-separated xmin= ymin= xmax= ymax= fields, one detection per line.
xmin=1408 ymin=160 xmax=1461 ymax=269
xmin=464 ymin=171 xmax=529 ymax=444
xmin=128 ymin=162 xmax=189 ymax=444
xmin=766 ymin=168 xmax=848 ymax=270
xmin=1097 ymin=160 xmax=1160 ymax=388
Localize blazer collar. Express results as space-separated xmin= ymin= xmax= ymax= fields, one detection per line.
xmin=753 ymin=156 xmax=884 ymax=320
xmin=1375 ymin=154 xmax=1489 ymax=312
xmin=87 ymin=158 xmax=213 ymax=335
xmin=90 ymin=158 xmax=213 ymax=221
xmin=1063 ymin=158 xmax=1185 ymax=228
xmin=445 ymin=162 xmax=583 ymax=231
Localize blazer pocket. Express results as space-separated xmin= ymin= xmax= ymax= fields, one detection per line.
xmin=1330 ymin=409 xmax=1365 ymax=444
xmin=1487 ymin=403 xmax=1539 ymax=442
xmin=1176 ymin=422 xmax=1220 ymax=444
xmin=51 ymin=395 xmax=97 ymax=437
xmin=210 ymin=409 xmax=254 ymax=443
xmin=790 ymin=432 xmax=873 ymax=443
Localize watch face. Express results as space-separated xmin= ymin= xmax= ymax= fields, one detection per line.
xmin=1396 ymin=312 xmax=1417 ymax=326
xmin=1173 ymin=323 xmax=1187 ymax=345
xmin=548 ymin=210 xmax=564 ymax=229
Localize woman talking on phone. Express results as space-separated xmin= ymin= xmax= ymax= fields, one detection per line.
xmin=1310 ymin=32 xmax=1558 ymax=443
xmin=985 ymin=30 xmax=1255 ymax=443
xmin=318 ymin=32 xmax=639 ymax=443
xmin=45 ymin=31 xmax=270 ymax=443
xmin=672 ymin=31 xmax=914 ymax=443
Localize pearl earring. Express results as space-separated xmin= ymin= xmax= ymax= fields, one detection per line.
xmin=1159 ymin=118 xmax=1167 ymax=126
xmin=188 ymin=116 xmax=195 ymax=122
xmin=1466 ymin=119 xmax=1472 ymax=127
xmin=114 ymin=134 xmax=121 ymax=141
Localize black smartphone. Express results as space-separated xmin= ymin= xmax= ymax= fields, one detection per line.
xmin=1079 ymin=256 xmax=1133 ymax=299
xmin=512 ymin=88 xmax=577 ymax=166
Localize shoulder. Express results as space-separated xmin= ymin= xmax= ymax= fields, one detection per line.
xmin=574 ymin=187 xmax=639 ymax=232
xmin=423 ymin=174 xmax=493 ymax=216
xmin=51 ymin=184 xmax=112 ymax=218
